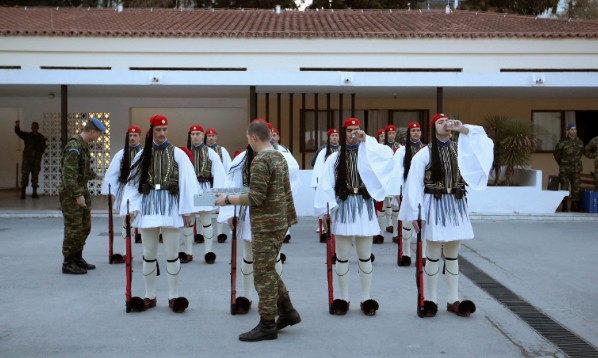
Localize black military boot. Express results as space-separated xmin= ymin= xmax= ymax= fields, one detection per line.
xmin=76 ymin=251 xmax=96 ymax=270
xmin=276 ymin=293 xmax=302 ymax=330
xmin=31 ymin=188 xmax=39 ymax=199
xmin=20 ymin=187 xmax=26 ymax=200
xmin=62 ymin=255 xmax=87 ymax=275
xmin=561 ymin=197 xmax=569 ymax=212
xmin=239 ymin=318 xmax=277 ymax=342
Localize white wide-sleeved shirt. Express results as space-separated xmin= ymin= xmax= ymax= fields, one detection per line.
xmin=398 ymin=125 xmax=493 ymax=242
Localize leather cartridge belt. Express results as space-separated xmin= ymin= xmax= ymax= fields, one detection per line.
xmin=424 ymin=187 xmax=465 ymax=199
xmin=141 ymin=182 xmax=179 ymax=195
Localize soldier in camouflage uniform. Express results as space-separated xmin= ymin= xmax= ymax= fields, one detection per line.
xmin=216 ymin=120 xmax=300 ymax=342
xmin=554 ymin=124 xmax=585 ymax=212
xmin=14 ymin=120 xmax=47 ymax=199
xmin=59 ymin=117 xmax=106 ymax=275
xmin=584 ymin=135 xmax=598 ymax=190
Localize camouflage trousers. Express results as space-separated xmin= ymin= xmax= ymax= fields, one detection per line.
xmin=253 ymin=228 xmax=288 ymax=320
xmin=559 ymin=172 xmax=581 ymax=202
xmin=59 ymin=190 xmax=92 ymax=261
xmin=21 ymin=157 xmax=42 ymax=188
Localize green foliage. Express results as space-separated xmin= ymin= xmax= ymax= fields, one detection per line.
xmin=461 ymin=0 xmax=559 ymax=15
xmin=484 ymin=115 xmax=537 ymax=186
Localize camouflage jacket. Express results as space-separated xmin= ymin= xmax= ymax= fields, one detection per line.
xmin=59 ymin=135 xmax=95 ymax=197
xmin=584 ymin=136 xmax=598 ymax=168
xmin=14 ymin=126 xmax=47 ymax=160
xmin=554 ymin=137 xmax=584 ymax=173
xmin=239 ymin=150 xmax=297 ymax=233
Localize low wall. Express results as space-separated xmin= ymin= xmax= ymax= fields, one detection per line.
xmin=295 ymin=168 xmax=568 ymax=216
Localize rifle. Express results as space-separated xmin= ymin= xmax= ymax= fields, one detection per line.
xmin=108 ymin=184 xmax=114 ymax=264
xmin=415 ymin=204 xmax=425 ymax=318
xmin=397 ymin=185 xmax=403 ymax=266
xmin=326 ymin=204 xmax=334 ymax=314
xmin=125 ymin=200 xmax=144 ymax=313
xmin=230 ymin=206 xmax=238 ymax=315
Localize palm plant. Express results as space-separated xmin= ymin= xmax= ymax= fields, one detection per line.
xmin=483 ymin=116 xmax=537 ymax=186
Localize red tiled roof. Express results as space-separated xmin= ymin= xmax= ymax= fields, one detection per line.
xmin=1 ymin=7 xmax=598 ymax=39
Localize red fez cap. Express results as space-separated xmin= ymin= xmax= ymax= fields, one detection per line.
xmin=189 ymin=124 xmax=204 ymax=133
xmin=272 ymin=128 xmax=280 ymax=136
xmin=178 ymin=146 xmax=194 ymax=163
xmin=233 ymin=150 xmax=242 ymax=158
xmin=150 ymin=114 xmax=168 ymax=127
xmin=408 ymin=122 xmax=421 ymax=129
xmin=377 ymin=129 xmax=385 ymax=136
xmin=127 ymin=125 xmax=141 ymax=134
xmin=385 ymin=124 xmax=397 ymax=132
xmin=342 ymin=118 xmax=361 ymax=127
xmin=327 ymin=129 xmax=339 ymax=136
xmin=431 ymin=113 xmax=448 ymax=125
xmin=206 ymin=128 xmax=217 ymax=135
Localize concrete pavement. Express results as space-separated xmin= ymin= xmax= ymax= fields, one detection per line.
xmin=1 ymin=203 xmax=597 ymax=357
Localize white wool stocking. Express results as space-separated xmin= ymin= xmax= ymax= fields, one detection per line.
xmin=355 ymin=236 xmax=373 ymax=302
xmin=334 ymin=235 xmax=352 ymax=301
xmin=401 ymin=220 xmax=413 ymax=257
xmin=384 ymin=197 xmax=393 ymax=227
xmin=377 ymin=209 xmax=385 ymax=235
xmin=443 ymin=240 xmax=461 ymax=304
xmin=198 ymin=211 xmax=213 ymax=254
xmin=140 ymin=228 xmax=160 ymax=300
xmin=391 ymin=204 xmax=400 ymax=236
xmin=162 ymin=227 xmax=181 ymax=300
xmin=181 ymin=216 xmax=195 ymax=255
xmin=425 ymin=241 xmax=442 ymax=304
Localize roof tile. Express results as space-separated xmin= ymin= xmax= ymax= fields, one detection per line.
xmin=1 ymin=7 xmax=598 ymax=39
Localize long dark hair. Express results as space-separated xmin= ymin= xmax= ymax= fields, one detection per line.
xmin=186 ymin=131 xmax=192 ymax=150
xmin=430 ymin=124 xmax=443 ymax=184
xmin=403 ymin=129 xmax=414 ymax=181
xmin=334 ymin=126 xmax=349 ymax=200
xmin=242 ymin=144 xmax=255 ymax=186
xmin=129 ymin=125 xmax=154 ymax=193
xmin=118 ymin=133 xmax=131 ymax=183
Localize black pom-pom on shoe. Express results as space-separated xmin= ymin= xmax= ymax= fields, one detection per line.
xmin=169 ymin=297 xmax=189 ymax=313
xmin=332 ymin=299 xmax=349 ymax=315
xmin=398 ymin=256 xmax=411 ymax=267
xmin=195 ymin=234 xmax=204 ymax=244
xmin=179 ymin=252 xmax=193 ymax=264
xmin=373 ymin=235 xmax=384 ymax=244
xmin=235 ymin=297 xmax=252 ymax=315
xmin=128 ymin=296 xmax=146 ymax=312
xmin=423 ymin=300 xmax=438 ymax=317
xmin=204 ymin=252 xmax=216 ymax=264
xmin=360 ymin=299 xmax=379 ymax=316
xmin=217 ymin=233 xmax=227 ymax=243
xmin=280 ymin=253 xmax=286 ymax=264
xmin=283 ymin=234 xmax=291 ymax=243
xmin=447 ymin=300 xmax=476 ymax=317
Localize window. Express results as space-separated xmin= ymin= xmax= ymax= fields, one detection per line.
xmin=532 ymin=110 xmax=598 ymax=151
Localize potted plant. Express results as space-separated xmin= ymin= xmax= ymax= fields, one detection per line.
xmin=483 ymin=116 xmax=537 ymax=186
